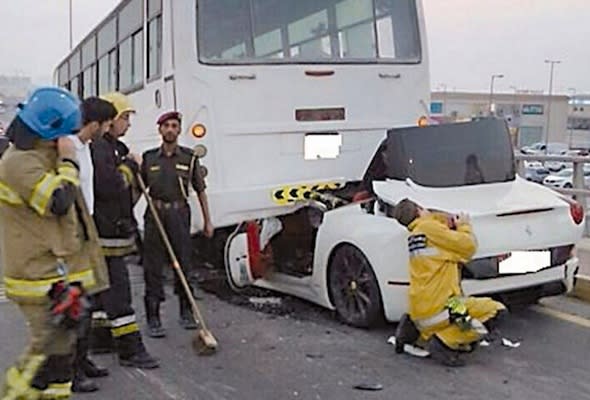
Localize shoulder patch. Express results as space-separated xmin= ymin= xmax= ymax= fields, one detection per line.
xmin=143 ymin=148 xmax=160 ymax=157
xmin=408 ymin=234 xmax=427 ymax=251
xmin=179 ymin=146 xmax=194 ymax=156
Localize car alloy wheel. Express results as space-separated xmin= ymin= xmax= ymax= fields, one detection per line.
xmin=328 ymin=244 xmax=384 ymax=328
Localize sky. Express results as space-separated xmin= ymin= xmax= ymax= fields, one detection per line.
xmin=0 ymin=0 xmax=588 ymax=94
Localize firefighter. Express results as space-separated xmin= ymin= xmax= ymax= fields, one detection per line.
xmin=67 ymin=97 xmax=117 ymax=393
xmin=391 ymin=198 xmax=506 ymax=367
xmin=141 ymin=111 xmax=214 ymax=338
xmin=0 ymin=87 xmax=107 ymax=399
xmin=90 ymin=92 xmax=159 ymax=369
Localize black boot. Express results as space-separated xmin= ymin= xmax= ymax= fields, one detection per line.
xmin=394 ymin=313 xmax=420 ymax=354
xmin=483 ymin=309 xmax=508 ymax=343
xmin=145 ymin=297 xmax=166 ymax=338
xmin=80 ymin=357 xmax=109 ymax=378
xmin=428 ymin=336 xmax=466 ymax=367
xmin=72 ymin=372 xmax=99 ymax=393
xmin=178 ymin=295 xmax=198 ymax=330
xmin=119 ymin=350 xmax=160 ymax=369
xmin=73 ymin=311 xmax=107 ymax=392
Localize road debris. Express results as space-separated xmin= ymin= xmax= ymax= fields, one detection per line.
xmin=249 ymin=297 xmax=282 ymax=306
xmin=501 ymin=338 xmax=521 ymax=348
xmin=353 ymin=383 xmax=384 ymax=391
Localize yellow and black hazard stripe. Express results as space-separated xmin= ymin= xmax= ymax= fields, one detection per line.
xmin=271 ymin=181 xmax=343 ymax=206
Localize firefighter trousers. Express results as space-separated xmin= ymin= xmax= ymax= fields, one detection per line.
xmin=1 ymin=303 xmax=76 ymax=399
xmin=420 ymin=296 xmax=506 ymax=350
xmin=95 ymin=256 xmax=146 ymax=359
xmin=143 ymin=206 xmax=195 ymax=304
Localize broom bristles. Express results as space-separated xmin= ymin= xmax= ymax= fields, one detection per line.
xmin=192 ymin=329 xmax=218 ymax=356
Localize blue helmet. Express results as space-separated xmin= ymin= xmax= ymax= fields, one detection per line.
xmin=17 ymin=86 xmax=81 ymax=140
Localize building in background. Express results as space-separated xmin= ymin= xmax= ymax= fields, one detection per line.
xmin=0 ymin=75 xmax=33 ymax=128
xmin=430 ymin=91 xmax=570 ymax=149
xmin=568 ymin=95 xmax=590 ymax=149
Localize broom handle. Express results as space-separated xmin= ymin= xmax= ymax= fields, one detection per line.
xmin=136 ymin=174 xmax=209 ymax=331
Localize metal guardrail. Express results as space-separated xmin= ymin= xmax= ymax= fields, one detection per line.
xmin=514 ymin=153 xmax=590 ymax=235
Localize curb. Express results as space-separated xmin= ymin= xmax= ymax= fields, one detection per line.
xmin=576 ymin=238 xmax=590 ymax=252
xmin=573 ymin=275 xmax=590 ymax=302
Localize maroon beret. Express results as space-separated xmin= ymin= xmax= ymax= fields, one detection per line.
xmin=157 ymin=111 xmax=182 ymax=125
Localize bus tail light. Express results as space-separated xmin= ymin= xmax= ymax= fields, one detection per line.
xmin=191 ymin=123 xmax=207 ymax=139
xmin=417 ymin=116 xmax=429 ymax=127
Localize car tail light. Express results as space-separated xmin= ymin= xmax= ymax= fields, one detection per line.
xmin=560 ymin=196 xmax=584 ymax=225
xmin=570 ymin=202 xmax=584 ymax=225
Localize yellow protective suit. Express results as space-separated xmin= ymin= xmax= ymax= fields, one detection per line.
xmin=407 ymin=213 xmax=505 ymax=350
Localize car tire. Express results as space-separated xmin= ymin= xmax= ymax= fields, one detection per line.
xmin=564 ymin=183 xmax=573 ymax=189
xmin=328 ymin=244 xmax=384 ymax=328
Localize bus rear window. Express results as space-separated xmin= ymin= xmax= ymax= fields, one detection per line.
xmin=363 ymin=119 xmax=517 ymax=189
xmin=197 ymin=0 xmax=421 ymax=64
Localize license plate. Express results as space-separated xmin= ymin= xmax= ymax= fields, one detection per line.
xmin=499 ymin=251 xmax=551 ymax=274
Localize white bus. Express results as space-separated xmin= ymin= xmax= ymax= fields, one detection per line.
xmin=56 ymin=0 xmax=438 ymax=326
xmin=55 ymin=0 xmax=430 ymax=231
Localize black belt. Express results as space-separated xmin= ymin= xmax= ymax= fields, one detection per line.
xmin=152 ymin=199 xmax=187 ymax=210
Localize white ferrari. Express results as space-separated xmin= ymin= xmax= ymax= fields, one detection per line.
xmin=225 ymin=119 xmax=584 ymax=327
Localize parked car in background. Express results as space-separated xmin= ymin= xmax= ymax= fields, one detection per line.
xmin=524 ymin=160 xmax=544 ymax=169
xmin=524 ymin=166 xmax=550 ymax=183
xmin=520 ymin=143 xmax=575 ymax=172
xmin=543 ymin=167 xmax=590 ymax=189
xmin=564 ymin=149 xmax=590 ymax=157
xmin=521 ymin=142 xmax=568 ymax=155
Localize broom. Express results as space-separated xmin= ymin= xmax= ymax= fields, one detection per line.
xmin=136 ymin=173 xmax=218 ymax=355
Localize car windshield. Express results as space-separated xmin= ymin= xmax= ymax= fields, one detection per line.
xmin=362 ymin=118 xmax=516 ymax=189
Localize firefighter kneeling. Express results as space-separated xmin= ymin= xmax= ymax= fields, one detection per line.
xmin=391 ymin=198 xmax=506 ymax=367
xmin=0 ymin=87 xmax=107 ymax=399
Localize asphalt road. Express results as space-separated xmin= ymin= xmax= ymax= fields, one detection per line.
xmin=0 ymin=265 xmax=589 ymax=400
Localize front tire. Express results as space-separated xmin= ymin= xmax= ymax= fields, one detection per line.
xmin=328 ymin=244 xmax=384 ymax=328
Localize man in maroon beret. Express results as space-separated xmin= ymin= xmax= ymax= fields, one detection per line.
xmin=140 ymin=111 xmax=214 ymax=338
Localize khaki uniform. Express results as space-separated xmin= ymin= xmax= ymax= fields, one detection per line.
xmin=0 ymin=143 xmax=107 ymax=399
xmin=407 ymin=213 xmax=505 ymax=350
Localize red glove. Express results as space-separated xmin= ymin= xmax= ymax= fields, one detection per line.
xmin=48 ymin=281 xmax=87 ymax=329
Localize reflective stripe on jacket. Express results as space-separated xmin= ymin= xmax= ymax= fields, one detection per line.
xmin=4 ymin=270 xmax=95 ymax=298
xmin=0 ymin=144 xmax=108 ymax=303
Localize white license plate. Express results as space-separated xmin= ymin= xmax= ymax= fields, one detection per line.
xmin=499 ymin=251 xmax=551 ymax=274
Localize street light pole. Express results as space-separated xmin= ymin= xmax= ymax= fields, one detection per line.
xmin=544 ymin=59 xmax=561 ymax=152
xmin=69 ymin=0 xmax=73 ymax=51
xmin=568 ymin=87 xmax=577 ymax=148
xmin=489 ymin=74 xmax=504 ymax=115
xmin=509 ymin=85 xmax=520 ymax=147
xmin=439 ymin=83 xmax=448 ymax=117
